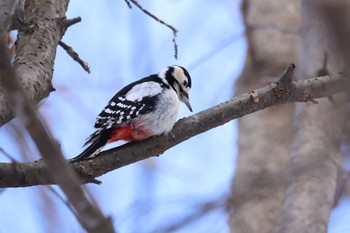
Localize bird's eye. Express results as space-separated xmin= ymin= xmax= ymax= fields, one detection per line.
xmin=182 ymin=80 xmax=188 ymax=87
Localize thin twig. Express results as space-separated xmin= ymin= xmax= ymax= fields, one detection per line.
xmin=123 ymin=0 xmax=132 ymax=9
xmin=127 ymin=0 xmax=179 ymax=59
xmin=65 ymin=17 xmax=81 ymax=28
xmin=278 ymin=63 xmax=295 ymax=83
xmin=59 ymin=41 xmax=90 ymax=73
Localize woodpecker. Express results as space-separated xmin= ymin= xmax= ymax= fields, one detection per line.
xmin=70 ymin=65 xmax=192 ymax=163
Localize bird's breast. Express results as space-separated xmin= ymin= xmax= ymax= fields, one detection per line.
xmin=130 ymin=89 xmax=179 ymax=140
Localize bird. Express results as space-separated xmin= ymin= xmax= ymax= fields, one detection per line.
xmin=69 ymin=65 xmax=192 ymax=163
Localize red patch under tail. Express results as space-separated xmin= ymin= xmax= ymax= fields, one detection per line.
xmin=108 ymin=126 xmax=133 ymax=143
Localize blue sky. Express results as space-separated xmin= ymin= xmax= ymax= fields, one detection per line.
xmin=0 ymin=0 xmax=349 ymax=232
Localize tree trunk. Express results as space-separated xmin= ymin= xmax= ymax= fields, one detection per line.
xmin=229 ymin=0 xmax=350 ymax=232
xmin=277 ymin=1 xmax=349 ymax=232
xmin=0 ymin=0 xmax=67 ymax=126
xmin=228 ymin=0 xmax=300 ymax=232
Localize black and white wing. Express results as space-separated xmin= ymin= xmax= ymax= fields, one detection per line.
xmin=94 ymin=95 xmax=155 ymax=128
xmin=84 ymin=76 xmax=166 ymax=145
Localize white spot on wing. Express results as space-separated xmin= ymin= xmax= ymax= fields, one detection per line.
xmin=117 ymin=102 xmax=128 ymax=108
xmin=126 ymin=82 xmax=162 ymax=101
xmin=104 ymin=108 xmax=114 ymax=114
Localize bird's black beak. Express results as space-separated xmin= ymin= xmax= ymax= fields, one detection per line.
xmin=182 ymin=93 xmax=192 ymax=112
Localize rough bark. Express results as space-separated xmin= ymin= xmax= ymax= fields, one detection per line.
xmin=0 ymin=0 xmax=19 ymax=37
xmin=0 ymin=0 xmax=69 ymax=126
xmin=276 ymin=1 xmax=349 ymax=232
xmin=228 ymin=0 xmax=301 ymax=232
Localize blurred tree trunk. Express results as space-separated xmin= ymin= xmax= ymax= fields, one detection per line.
xmin=228 ymin=0 xmax=301 ymax=232
xmin=276 ymin=1 xmax=349 ymax=232
xmin=229 ymin=0 xmax=349 ymax=232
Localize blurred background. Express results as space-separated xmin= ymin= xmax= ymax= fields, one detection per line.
xmin=0 ymin=0 xmax=350 ymax=233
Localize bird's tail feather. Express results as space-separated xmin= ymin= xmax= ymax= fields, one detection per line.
xmin=69 ymin=126 xmax=132 ymax=163
xmin=69 ymin=128 xmax=113 ymax=163
xmin=69 ymin=138 xmax=107 ymax=163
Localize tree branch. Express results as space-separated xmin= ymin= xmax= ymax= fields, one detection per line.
xmin=0 ymin=0 xmax=73 ymax=126
xmin=0 ymin=0 xmax=19 ymax=36
xmin=0 ymin=65 xmax=348 ymax=188
xmin=0 ymin=34 xmax=115 ymax=233
xmin=64 ymin=16 xmax=82 ymax=29
xmin=59 ymin=40 xmax=90 ymax=73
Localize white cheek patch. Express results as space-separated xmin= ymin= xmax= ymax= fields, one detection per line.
xmin=173 ymin=67 xmax=190 ymax=91
xmin=126 ymin=82 xmax=162 ymax=101
xmin=173 ymin=67 xmax=185 ymax=83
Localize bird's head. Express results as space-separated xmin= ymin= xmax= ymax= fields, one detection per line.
xmin=159 ymin=65 xmax=192 ymax=112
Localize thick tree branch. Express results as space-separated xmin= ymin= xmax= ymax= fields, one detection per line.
xmin=277 ymin=2 xmax=350 ymax=232
xmin=0 ymin=0 xmax=19 ymax=36
xmin=0 ymin=0 xmax=73 ymax=126
xmin=0 ymin=36 xmax=115 ymax=233
xmin=0 ymin=0 xmax=19 ymax=61
xmin=0 ymin=65 xmax=348 ymax=188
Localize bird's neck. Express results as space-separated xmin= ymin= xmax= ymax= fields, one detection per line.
xmin=162 ymin=76 xmax=180 ymax=97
